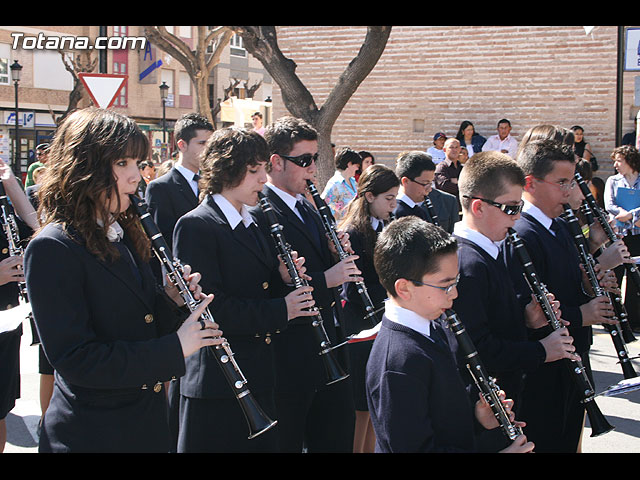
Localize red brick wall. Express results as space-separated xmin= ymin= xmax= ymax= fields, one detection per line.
xmin=270 ymin=26 xmax=640 ymax=179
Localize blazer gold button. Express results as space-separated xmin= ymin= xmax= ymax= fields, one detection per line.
xmin=262 ymin=281 xmax=269 ymax=290
xmin=153 ymin=382 xmax=162 ymax=393
xmin=265 ymin=337 xmax=272 ymax=344
xmin=144 ymin=314 xmax=154 ymax=323
xmin=1 ymin=248 xmax=7 ymax=254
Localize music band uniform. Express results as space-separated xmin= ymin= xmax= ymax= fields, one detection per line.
xmin=425 ymin=188 xmax=460 ymax=233
xmin=502 ymin=204 xmax=591 ymax=452
xmin=24 ymin=223 xmax=187 ymax=452
xmin=452 ymin=229 xmax=547 ymax=406
xmin=172 ymin=193 xmax=287 ymax=452
xmin=250 ymin=183 xmax=355 ymax=453
xmin=366 ymin=302 xmax=478 ymax=452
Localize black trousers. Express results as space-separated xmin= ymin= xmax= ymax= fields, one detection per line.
xmin=274 ymin=377 xmax=355 ymax=453
xmin=614 ymin=234 xmax=640 ymax=330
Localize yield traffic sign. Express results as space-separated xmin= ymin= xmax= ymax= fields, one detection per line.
xmin=78 ymin=73 xmax=127 ymax=109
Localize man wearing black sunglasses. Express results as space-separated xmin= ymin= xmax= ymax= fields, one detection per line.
xmin=249 ymin=116 xmax=359 ymax=453
xmin=452 ymin=151 xmax=575 ymax=452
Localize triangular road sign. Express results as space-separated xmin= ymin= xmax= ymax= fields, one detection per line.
xmin=78 ymin=73 xmax=128 ymax=109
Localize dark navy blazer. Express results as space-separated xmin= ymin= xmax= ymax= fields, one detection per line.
xmin=24 ymin=223 xmax=186 ymax=453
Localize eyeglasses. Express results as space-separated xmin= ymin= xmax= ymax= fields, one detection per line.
xmin=535 ymin=177 xmax=577 ymax=191
xmin=277 ymin=152 xmax=318 ymax=168
xmin=409 ymin=177 xmax=433 ymax=188
xmin=410 ymin=273 xmax=460 ymax=294
xmin=462 ymin=195 xmax=524 ymax=216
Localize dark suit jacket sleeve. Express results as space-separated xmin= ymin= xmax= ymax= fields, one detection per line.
xmin=173 ymin=214 xmax=288 ymax=337
xmin=24 ymin=233 xmax=185 ymax=389
xmin=145 ymin=180 xmax=178 ymax=250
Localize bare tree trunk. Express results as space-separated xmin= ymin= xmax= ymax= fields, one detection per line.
xmin=143 ymin=26 xmax=234 ymax=125
xmin=231 ymin=26 xmax=391 ymax=188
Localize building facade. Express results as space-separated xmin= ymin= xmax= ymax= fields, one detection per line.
xmin=269 ymin=25 xmax=640 ymax=179
xmin=0 ymin=25 xmax=272 ymax=177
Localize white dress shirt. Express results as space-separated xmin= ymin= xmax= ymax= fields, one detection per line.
xmin=453 ymin=222 xmax=502 ymax=260
xmin=175 ymin=164 xmax=200 ymax=197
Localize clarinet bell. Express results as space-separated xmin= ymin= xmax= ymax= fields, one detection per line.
xmin=321 ymin=351 xmax=350 ymax=385
xmin=585 ymin=401 xmax=615 ymax=437
xmin=238 ymin=392 xmax=278 ymax=440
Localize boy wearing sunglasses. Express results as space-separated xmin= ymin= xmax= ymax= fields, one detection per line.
xmin=453 ymin=151 xmax=576 ymax=451
xmin=501 ymin=140 xmax=616 ymax=453
xmin=365 ymin=216 xmax=533 ymax=453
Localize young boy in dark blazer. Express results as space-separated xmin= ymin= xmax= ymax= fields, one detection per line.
xmin=365 ymin=216 xmax=533 ymax=453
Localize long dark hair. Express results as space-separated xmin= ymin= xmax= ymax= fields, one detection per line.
xmin=338 ymin=164 xmax=399 ymax=258
xmin=37 ymin=107 xmax=151 ymax=263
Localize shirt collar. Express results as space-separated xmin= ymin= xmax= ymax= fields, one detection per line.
xmin=212 ymin=193 xmax=254 ymax=230
xmin=97 ymin=218 xmax=124 ymax=242
xmin=453 ymin=221 xmax=501 ymax=259
xmin=522 ymin=199 xmax=554 ymax=233
xmin=384 ymin=299 xmax=433 ymax=337
xmin=397 ymin=192 xmax=417 ymax=208
xmin=371 ymin=216 xmax=382 ymax=231
xmin=266 ymin=182 xmax=306 ymax=213
xmin=175 ymin=164 xmax=199 ymax=183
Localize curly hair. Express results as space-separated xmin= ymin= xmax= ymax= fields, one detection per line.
xmin=37 ymin=108 xmax=151 ymax=263
xmin=198 ymin=127 xmax=270 ymax=201
xmin=611 ymin=145 xmax=640 ymax=172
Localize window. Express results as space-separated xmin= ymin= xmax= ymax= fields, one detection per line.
xmin=0 ymin=44 xmax=10 ymax=85
xmin=113 ymin=26 xmax=128 ymax=37
xmin=230 ymin=34 xmax=246 ymax=57
xmin=112 ymin=61 xmax=127 ymax=107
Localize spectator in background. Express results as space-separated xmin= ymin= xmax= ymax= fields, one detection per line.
xmin=482 ymin=119 xmax=519 ymax=159
xmin=605 ymin=145 xmax=640 ymax=332
xmin=25 ymin=143 xmax=49 ymax=188
xmin=136 ymin=160 xmax=156 ymax=197
xmin=459 ymin=146 xmax=469 ymax=165
xmin=455 ymin=121 xmax=486 ymax=158
xmin=434 ymin=138 xmax=463 ymax=205
xmin=251 ymin=112 xmax=265 ymax=136
xmin=321 ymin=147 xmax=362 ymax=222
xmin=621 ymin=117 xmax=637 ymax=147
xmin=571 ymin=126 xmax=597 ymax=173
xmin=356 ymin=150 xmax=375 ymax=183
xmin=427 ymin=132 xmax=447 ymax=164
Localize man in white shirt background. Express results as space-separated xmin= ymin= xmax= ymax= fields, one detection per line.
xmin=482 ymin=119 xmax=519 ymax=159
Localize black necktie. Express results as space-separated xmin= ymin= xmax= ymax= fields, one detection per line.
xmin=430 ymin=321 xmax=449 ymax=350
xmin=296 ymin=200 xmax=322 ymax=248
xmin=193 ymin=173 xmax=200 ymax=197
xmin=244 ymin=222 xmax=265 ymax=256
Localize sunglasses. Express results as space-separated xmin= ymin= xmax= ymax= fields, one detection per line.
xmin=277 ymin=152 xmax=318 ymax=168
xmin=462 ymin=195 xmax=524 ymax=216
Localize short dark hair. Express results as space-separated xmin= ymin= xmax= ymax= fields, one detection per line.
xmin=374 ymin=216 xmax=458 ymax=298
xmin=251 ymin=111 xmax=263 ymax=119
xmin=199 ymin=127 xmax=269 ymax=200
xmin=498 ymin=118 xmax=511 ymax=127
xmin=264 ymin=116 xmax=318 ymax=157
xmin=174 ymin=112 xmax=214 ymax=144
xmin=335 ymin=147 xmax=362 ymax=171
xmin=395 ymin=151 xmax=435 ymax=180
xmin=459 ymin=151 xmax=525 ymax=211
xmin=611 ymin=145 xmax=640 ymax=172
xmin=516 ymin=139 xmax=575 ymax=179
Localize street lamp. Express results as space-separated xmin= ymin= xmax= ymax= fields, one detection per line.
xmin=159 ymin=81 xmax=169 ymax=144
xmin=10 ymin=60 xmax=22 ymax=178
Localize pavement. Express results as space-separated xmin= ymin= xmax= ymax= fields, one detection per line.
xmin=3 ymin=321 xmax=640 ymax=454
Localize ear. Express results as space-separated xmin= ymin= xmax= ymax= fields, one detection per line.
xmin=470 ymin=197 xmax=484 ymax=217
xmin=401 ymin=176 xmax=411 ymax=189
xmin=524 ymin=175 xmax=535 ymax=193
xmin=269 ymin=153 xmax=283 ymax=172
xmin=364 ymin=191 xmax=375 ymax=204
xmin=176 ymin=138 xmax=187 ymax=152
xmin=394 ymin=278 xmax=413 ymax=302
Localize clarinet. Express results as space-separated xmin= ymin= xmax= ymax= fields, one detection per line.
xmin=580 ymin=197 xmax=636 ymax=344
xmin=128 ymin=195 xmax=277 ymax=439
xmin=443 ymin=309 xmax=524 ymax=441
xmin=305 ymin=179 xmax=383 ymax=328
xmin=562 ymin=205 xmax=638 ymax=380
xmin=422 ymin=195 xmax=440 ymax=226
xmin=0 ymin=182 xmax=38 ymax=345
xmin=506 ymin=227 xmax=614 ymax=437
xmin=257 ymin=192 xmax=349 ymax=385
xmin=575 ymin=172 xmax=640 ymax=297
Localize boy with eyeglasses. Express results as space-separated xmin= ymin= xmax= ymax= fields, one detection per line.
xmin=453 ymin=151 xmax=577 ymax=451
xmin=501 ymin=140 xmax=617 ymax=453
xmin=365 ymin=216 xmax=533 ymax=453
